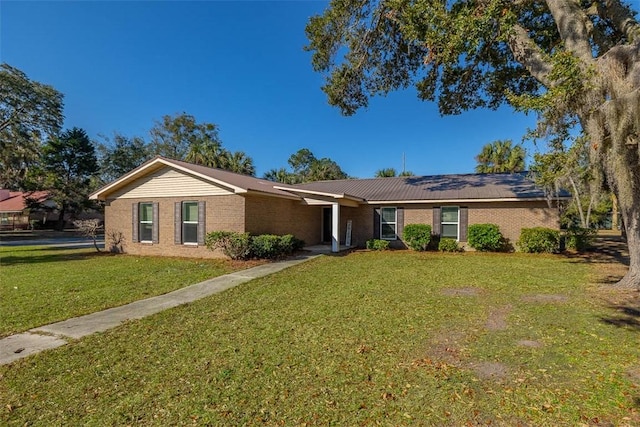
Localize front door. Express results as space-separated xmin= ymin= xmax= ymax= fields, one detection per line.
xmin=322 ymin=207 xmax=332 ymax=243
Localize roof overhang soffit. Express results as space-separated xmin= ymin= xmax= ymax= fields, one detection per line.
xmin=302 ymin=196 xmax=360 ymax=208
xmin=273 ymin=186 xmax=363 ymax=207
xmin=365 ymin=197 xmax=571 ymax=204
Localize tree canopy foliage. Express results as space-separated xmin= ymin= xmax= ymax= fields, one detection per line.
xmin=264 ymin=148 xmax=348 ymax=183
xmin=0 ymin=63 xmax=64 ymax=189
xmin=306 ymin=0 xmax=640 ymax=288
xmin=97 ymin=134 xmax=151 ymax=184
xmin=149 ymin=113 xmax=222 ymax=161
xmin=149 ymin=113 xmax=256 ymax=176
xmin=475 ymin=140 xmax=526 ymax=173
xmin=375 ymin=167 xmax=414 ymax=177
xmin=38 ymin=128 xmax=99 ymax=230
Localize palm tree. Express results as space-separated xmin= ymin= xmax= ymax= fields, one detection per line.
xmin=475 ymin=140 xmax=526 ymax=173
xmin=223 ymin=151 xmax=255 ymax=176
xmin=375 ymin=168 xmax=414 ymax=177
xmin=263 ymin=168 xmax=299 ymax=184
xmin=375 ymin=168 xmax=397 ymax=177
xmin=184 ymin=140 xmax=227 ymax=168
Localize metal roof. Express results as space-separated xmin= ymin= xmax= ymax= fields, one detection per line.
xmin=285 ymin=172 xmax=564 ymax=202
xmin=91 ymin=157 xmax=566 ymax=204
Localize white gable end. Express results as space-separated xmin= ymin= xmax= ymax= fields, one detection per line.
xmin=110 ymin=167 xmax=235 ymax=199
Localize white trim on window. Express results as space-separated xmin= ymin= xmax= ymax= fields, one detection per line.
xmin=139 ymin=202 xmax=154 ymax=243
xmin=380 ymin=206 xmax=397 ymax=240
xmin=182 ymin=201 xmax=199 ymax=245
xmin=441 ymin=206 xmax=460 ymax=241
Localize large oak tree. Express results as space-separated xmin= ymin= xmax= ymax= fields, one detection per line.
xmin=0 ymin=63 xmax=64 ymax=189
xmin=306 ymin=0 xmax=640 ymax=288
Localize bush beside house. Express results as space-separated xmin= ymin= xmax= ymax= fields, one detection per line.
xmin=366 ymin=239 xmax=390 ymax=251
xmin=438 ymin=238 xmax=462 ymax=252
xmin=403 ymin=224 xmax=432 ymax=251
xmin=205 ymin=231 xmax=304 ymax=260
xmin=517 ymin=227 xmax=560 ymax=253
xmin=467 ymin=223 xmax=505 ymax=252
xmin=565 ymin=226 xmax=596 ymax=252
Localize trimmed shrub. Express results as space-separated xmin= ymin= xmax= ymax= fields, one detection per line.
xmin=565 ymin=227 xmax=596 ymax=252
xmin=517 ymin=227 xmax=560 ymax=253
xmin=403 ymin=224 xmax=432 ymax=251
xmin=279 ymin=234 xmax=305 ymax=254
xmin=206 ymin=232 xmax=305 ymax=260
xmin=205 ymin=231 xmax=252 ymax=260
xmin=250 ymin=234 xmax=282 ymax=259
xmin=366 ymin=239 xmax=390 ymax=251
xmin=467 ymin=223 xmax=504 ymax=252
xmin=438 ymin=238 xmax=461 ymax=252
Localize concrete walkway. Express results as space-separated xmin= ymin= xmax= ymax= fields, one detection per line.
xmin=0 ymin=254 xmax=319 ymax=365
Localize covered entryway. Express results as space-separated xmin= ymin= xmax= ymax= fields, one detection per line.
xmin=273 ymin=185 xmax=364 ymax=253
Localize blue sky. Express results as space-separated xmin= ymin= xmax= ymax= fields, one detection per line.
xmin=1 ymin=1 xmax=541 ymax=178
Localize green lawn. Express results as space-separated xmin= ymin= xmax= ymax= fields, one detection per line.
xmin=0 ymin=246 xmax=250 ymax=337
xmin=2 ymin=250 xmax=639 ymax=425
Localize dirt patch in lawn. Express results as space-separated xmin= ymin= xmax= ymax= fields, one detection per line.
xmin=418 ymin=328 xmax=512 ymax=383
xmin=424 ymin=330 xmax=469 ymax=365
xmin=441 ymin=287 xmax=484 ymax=297
xmin=470 ymin=361 xmax=510 ymax=381
xmin=486 ymin=305 xmax=513 ymax=331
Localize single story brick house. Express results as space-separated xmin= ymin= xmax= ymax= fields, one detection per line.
xmin=89 ymin=156 xmax=568 ymax=257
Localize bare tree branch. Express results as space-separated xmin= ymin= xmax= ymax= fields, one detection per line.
xmin=507 ymin=24 xmax=553 ymax=87
xmin=600 ymin=0 xmax=640 ymax=42
xmin=545 ymin=0 xmax=594 ymax=62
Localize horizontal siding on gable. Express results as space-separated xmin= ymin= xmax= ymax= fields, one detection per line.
xmin=111 ymin=167 xmax=234 ymax=199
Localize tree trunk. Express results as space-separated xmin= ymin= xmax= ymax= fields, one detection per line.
xmin=586 ymin=41 xmax=640 ymax=289
xmin=56 ymin=203 xmax=66 ymax=231
xmin=600 ymin=137 xmax=640 ymax=289
xmin=614 ymin=193 xmax=640 ymax=289
xmin=92 ymin=236 xmax=101 ymax=252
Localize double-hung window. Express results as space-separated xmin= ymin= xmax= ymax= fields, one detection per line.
xmin=175 ymin=201 xmax=205 ymax=245
xmin=182 ymin=201 xmax=199 ymax=244
xmin=380 ymin=207 xmax=397 ymax=240
xmin=441 ymin=206 xmax=459 ymax=240
xmin=139 ymin=202 xmax=154 ymax=242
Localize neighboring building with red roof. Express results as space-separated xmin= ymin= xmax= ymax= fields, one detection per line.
xmin=0 ymin=190 xmax=53 ymax=230
xmin=90 ymin=156 xmax=569 ymax=257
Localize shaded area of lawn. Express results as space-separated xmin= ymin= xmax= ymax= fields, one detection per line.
xmin=0 ymin=246 xmax=252 ymax=337
xmin=2 ymin=251 xmax=640 ymax=425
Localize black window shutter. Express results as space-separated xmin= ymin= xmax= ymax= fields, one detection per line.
xmin=152 ymin=202 xmax=159 ymax=244
xmin=432 ymin=207 xmax=441 ymax=236
xmin=131 ymin=203 xmax=139 ymax=243
xmin=373 ymin=208 xmax=381 ymax=239
xmin=174 ymin=202 xmax=182 ymax=245
xmin=197 ymin=201 xmax=206 ymax=245
xmin=396 ymin=207 xmax=404 ymax=240
xmin=459 ymin=207 xmax=469 ymax=242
